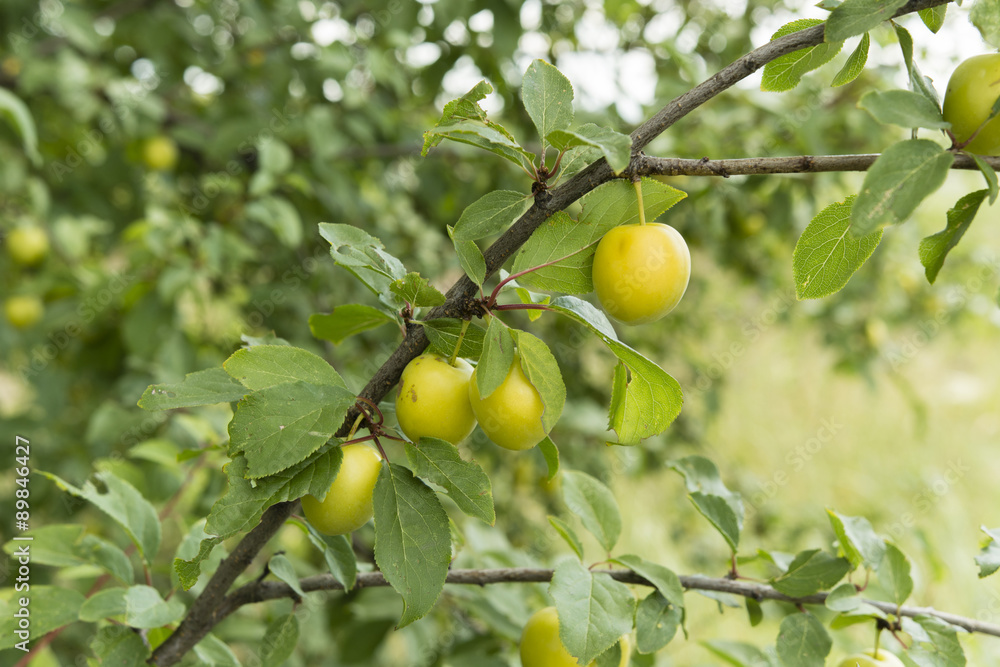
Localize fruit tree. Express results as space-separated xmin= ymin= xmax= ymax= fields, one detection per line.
xmin=3 ymin=1 xmax=1000 ymax=666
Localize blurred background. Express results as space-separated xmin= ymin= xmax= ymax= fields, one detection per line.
xmin=1 ymin=0 xmax=999 ymax=664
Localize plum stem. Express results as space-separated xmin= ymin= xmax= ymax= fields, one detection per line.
xmin=633 ymin=177 xmax=647 ymax=226
xmin=346 ymin=413 xmax=365 ymax=440
xmin=448 ymin=319 xmax=471 ymax=366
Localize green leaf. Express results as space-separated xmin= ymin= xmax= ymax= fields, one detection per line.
xmin=831 ymin=32 xmax=870 ymax=87
xmin=475 ymin=316 xmax=515 ymax=399
xmin=224 ymin=345 xmax=348 ymax=391
xmin=594 ymin=641 xmax=625 ymax=667
xmin=562 ymin=469 xmax=621 ymax=553
xmin=703 ymin=640 xmax=775 ymax=667
xmin=175 ymin=535 xmax=223 ymax=591
xmin=770 ymin=549 xmax=851 ymax=597
xmin=422 ymin=81 xmax=535 ymax=168
xmin=877 ymin=542 xmax=913 ymax=606
xmin=538 ymin=435 xmax=560 ymax=480
xmin=975 ymin=526 xmax=1000 ymax=578
xmin=373 ymin=462 xmax=451 ymax=627
xmin=919 ymin=190 xmax=989 ymax=284
xmin=309 ymin=305 xmax=395 ymax=344
xmin=89 ymin=626 xmax=150 ymax=665
xmin=522 ymin=59 xmax=575 ymax=147
xmin=511 ymin=179 xmax=685 ymax=294
xmin=405 ymin=438 xmax=495 ymax=525
xmin=453 ymin=190 xmax=533 ymax=241
xmin=390 ymin=272 xmax=446 ymax=308
xmin=858 ymin=90 xmax=949 ymax=129
xmin=516 ymin=286 xmax=551 ymax=321
xmin=826 ymin=0 xmax=908 ymax=42
xmin=761 ymin=19 xmax=843 ymax=92
xmin=192 ymin=633 xmax=241 ymax=666
xmin=746 ymin=597 xmax=764 ymax=626
xmin=427 ymin=80 xmax=492 ymax=128
xmin=0 ymin=88 xmax=41 ymax=166
xmin=918 ymin=5 xmax=947 ymax=33
xmin=0 ymin=587 xmax=83 ymax=650
xmin=635 ymin=591 xmax=682 ymax=654
xmin=691 ymin=492 xmax=742 ymax=554
xmin=903 ymin=615 xmax=967 ymax=666
xmin=424 ymin=119 xmax=536 ymax=169
xmin=298 ymin=519 xmax=358 ymax=590
xmin=825 ymin=582 xmax=861 ymax=612
xmin=509 ymin=211 xmax=598 ymax=294
xmin=205 ymin=446 xmax=343 ymax=539
xmin=893 ymin=24 xmax=941 ymax=108
xmin=558 ymin=144 xmax=604 ymax=180
xmin=245 ymin=196 xmax=303 ymax=247
xmin=548 ymin=514 xmax=584 ymax=559
xmin=138 ymin=367 xmax=247 ymax=411
xmin=775 ymin=614 xmax=831 ymax=667
xmin=39 ymin=470 xmax=160 ymax=563
xmin=971 ymin=154 xmax=999 ymax=204
xmin=548 ymin=124 xmax=633 ymax=174
xmin=549 ymin=558 xmax=636 ymax=665
xmin=268 ymin=553 xmax=306 ymax=598
xmin=510 ymin=329 xmax=566 ymax=433
xmin=669 ymin=456 xmax=743 ymax=553
xmin=971 ymin=0 xmax=1000 ymax=48
xmin=612 ymin=554 xmax=684 ymax=609
xmin=228 ymin=381 xmax=355 ymax=478
xmin=80 ymin=586 xmax=185 ymax=628
xmin=447 ymin=224 xmax=487 ymax=286
xmin=261 ymin=613 xmax=300 ymax=667
xmin=793 ymin=196 xmax=883 ymax=299
xmin=827 ymin=509 xmax=886 ymax=570
xmin=318 ymin=223 xmax=407 ymax=296
xmin=549 ymin=296 xmax=683 ymax=444
xmin=3 ymin=525 xmax=134 ymax=584
xmin=422 ymin=318 xmax=487 ymax=361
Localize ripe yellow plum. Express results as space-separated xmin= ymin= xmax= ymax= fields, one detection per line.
xmin=592 ymin=223 xmax=690 ymax=325
xmin=468 ymin=353 xmax=547 ymax=451
xmin=943 ymin=54 xmax=1000 ymax=155
xmin=519 ymin=607 xmax=631 ymax=667
xmin=301 ymin=443 xmax=383 ymax=535
xmin=395 ymin=353 xmax=477 ymax=445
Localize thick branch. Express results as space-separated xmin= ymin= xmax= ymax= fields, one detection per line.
xmin=219 ymin=567 xmax=1000 ymax=639
xmin=636 ymin=153 xmax=1000 ymax=177
xmin=149 ymin=1 xmax=956 ymax=663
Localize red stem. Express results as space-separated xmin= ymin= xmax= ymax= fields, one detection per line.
xmin=492 ymin=303 xmax=555 ymax=312
xmin=486 ymin=237 xmax=601 ymax=308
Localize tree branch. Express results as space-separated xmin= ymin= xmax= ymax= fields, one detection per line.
xmin=636 ymin=152 xmax=1000 ymax=177
xmin=218 ymin=567 xmax=1000 ymax=639
xmin=149 ymin=1 xmax=957 ymax=662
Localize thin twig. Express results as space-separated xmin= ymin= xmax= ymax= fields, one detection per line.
xmin=634 ymin=152 xmax=1000 ymax=177
xmin=217 ymin=567 xmax=1000 ymax=639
